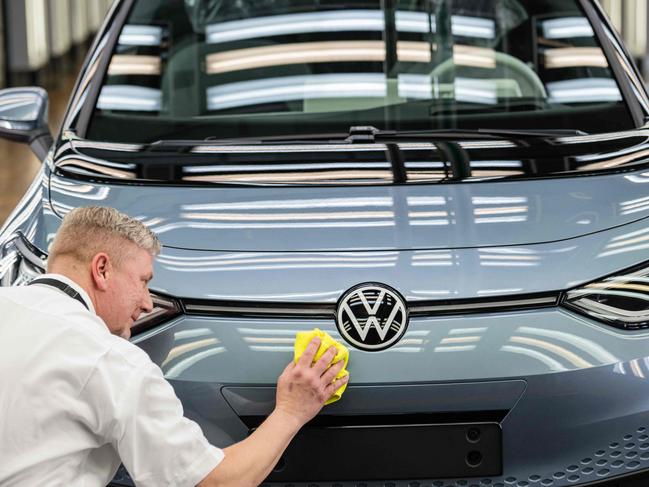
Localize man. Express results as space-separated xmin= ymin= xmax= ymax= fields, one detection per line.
xmin=0 ymin=206 xmax=348 ymax=486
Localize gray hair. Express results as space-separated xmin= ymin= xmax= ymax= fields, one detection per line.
xmin=48 ymin=206 xmax=161 ymax=266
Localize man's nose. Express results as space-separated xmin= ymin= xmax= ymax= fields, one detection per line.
xmin=142 ymin=289 xmax=154 ymax=313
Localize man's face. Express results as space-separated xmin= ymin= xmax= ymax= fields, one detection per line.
xmin=100 ymin=245 xmax=154 ymax=339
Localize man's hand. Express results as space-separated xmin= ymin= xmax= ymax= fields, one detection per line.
xmin=275 ymin=337 xmax=349 ymax=427
xmin=199 ymin=337 xmax=349 ymax=487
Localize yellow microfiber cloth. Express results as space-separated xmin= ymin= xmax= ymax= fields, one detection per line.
xmin=294 ymin=328 xmax=350 ymax=405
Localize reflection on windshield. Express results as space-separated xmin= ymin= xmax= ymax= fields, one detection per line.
xmin=87 ymin=0 xmax=632 ymax=143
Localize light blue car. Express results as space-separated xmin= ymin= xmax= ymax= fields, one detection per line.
xmin=2 ymin=0 xmax=649 ymax=485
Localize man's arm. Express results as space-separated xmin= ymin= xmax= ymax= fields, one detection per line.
xmin=198 ymin=337 xmax=348 ymax=487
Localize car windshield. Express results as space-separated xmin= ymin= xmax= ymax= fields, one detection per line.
xmin=86 ymin=0 xmax=634 ymax=143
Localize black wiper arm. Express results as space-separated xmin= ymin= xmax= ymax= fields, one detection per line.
xmin=477 ymin=128 xmax=588 ymax=137
xmin=343 ymin=126 xmax=504 ymax=143
xmin=147 ymin=132 xmax=349 ymax=148
xmin=150 ymin=127 xmax=588 ymax=148
xmin=367 ymin=127 xmax=588 ymax=142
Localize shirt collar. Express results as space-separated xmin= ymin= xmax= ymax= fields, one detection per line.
xmin=37 ymin=273 xmax=96 ymax=314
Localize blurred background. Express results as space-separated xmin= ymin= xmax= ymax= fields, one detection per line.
xmin=0 ymin=0 xmax=646 ymax=224
xmin=601 ymin=0 xmax=649 ymax=76
xmin=0 ymin=0 xmax=112 ymax=222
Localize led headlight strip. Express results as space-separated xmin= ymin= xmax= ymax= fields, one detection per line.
xmin=562 ymin=262 xmax=649 ymax=330
xmin=131 ymin=293 xmax=182 ymax=335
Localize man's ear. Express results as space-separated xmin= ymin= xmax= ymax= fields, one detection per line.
xmin=90 ymin=252 xmax=112 ymax=291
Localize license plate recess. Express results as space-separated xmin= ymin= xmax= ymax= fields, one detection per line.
xmin=267 ymin=422 xmax=502 ymax=481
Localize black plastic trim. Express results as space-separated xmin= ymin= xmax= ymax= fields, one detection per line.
xmin=268 ymin=421 xmax=502 ymax=481
xmin=409 ymin=293 xmax=558 ymax=316
xmin=182 ymin=292 xmax=560 ymax=320
xmin=242 ymin=410 xmax=509 ymax=430
xmin=182 ymin=300 xmax=334 ymax=319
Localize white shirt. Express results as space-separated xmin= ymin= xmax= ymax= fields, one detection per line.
xmin=0 ymin=274 xmax=224 ymax=486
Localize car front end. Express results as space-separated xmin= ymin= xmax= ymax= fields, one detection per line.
xmin=3 ymin=0 xmax=649 ymax=485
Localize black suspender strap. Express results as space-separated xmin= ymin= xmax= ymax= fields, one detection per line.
xmin=28 ymin=278 xmax=90 ymax=310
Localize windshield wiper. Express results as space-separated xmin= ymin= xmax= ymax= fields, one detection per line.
xmin=233 ymin=126 xmax=588 ymax=144
xmin=350 ymin=126 xmax=588 ymax=143
xmin=149 ymin=127 xmax=588 ymax=149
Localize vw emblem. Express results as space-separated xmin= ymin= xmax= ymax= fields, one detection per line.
xmin=336 ymin=282 xmax=409 ymax=351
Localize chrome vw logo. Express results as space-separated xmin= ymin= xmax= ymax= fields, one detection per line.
xmin=336 ymin=283 xmax=409 ymax=351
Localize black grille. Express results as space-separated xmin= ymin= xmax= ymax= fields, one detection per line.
xmin=181 ymin=292 xmax=560 ymax=319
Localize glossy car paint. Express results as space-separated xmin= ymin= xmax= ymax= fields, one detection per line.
xmin=51 ymin=132 xmax=649 ymax=252
xmin=2 ymin=0 xmax=649 ymax=486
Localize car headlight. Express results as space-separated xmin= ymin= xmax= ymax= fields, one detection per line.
xmin=132 ymin=293 xmax=182 ymax=335
xmin=0 ymin=232 xmax=47 ymax=286
xmin=0 ymin=232 xmax=181 ymax=334
xmin=562 ymin=263 xmax=649 ymax=330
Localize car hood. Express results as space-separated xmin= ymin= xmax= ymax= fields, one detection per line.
xmin=50 ymin=132 xmax=649 ymax=252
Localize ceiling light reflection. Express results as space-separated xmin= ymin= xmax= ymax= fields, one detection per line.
xmin=542 ymin=17 xmax=594 ymax=40
xmin=509 ymin=336 xmax=592 ymax=368
xmin=544 ymin=47 xmax=608 ymax=69
xmin=56 ymin=158 xmax=136 ymax=179
xmin=49 ymin=179 xmax=110 ymax=200
xmin=208 ymin=10 xmax=384 ymax=43
xmin=500 ymin=345 xmax=567 ymax=371
xmin=108 ymin=55 xmax=161 ymax=76
xmin=181 ymin=210 xmax=395 ymax=222
xmin=626 ymin=172 xmax=649 ymax=184
xmin=205 ymin=10 xmax=495 ymax=43
xmin=477 ymin=288 xmax=523 ymax=295
xmin=207 ymin=73 xmax=521 ymax=111
xmin=207 ymin=73 xmax=387 ymax=111
xmin=184 ymin=162 xmax=391 ymax=174
xmin=630 ymin=358 xmax=645 ymax=379
xmin=174 ymin=328 xmax=213 ymax=340
xmin=516 ymin=326 xmax=618 ymax=363
xmin=449 ymin=327 xmax=487 ymax=335
xmin=206 ymin=41 xmax=385 ymax=74
xmin=434 ymin=345 xmax=476 ymax=352
xmin=119 ymin=25 xmax=163 ymax=46
xmin=191 ymin=144 xmax=385 ymax=154
xmin=440 ymin=336 xmax=481 ymax=344
xmin=598 ymin=225 xmax=649 ymax=257
xmin=407 ymin=196 xmax=447 ymax=206
xmin=459 ymin=140 xmax=518 ymax=149
xmin=547 ymin=79 xmax=622 ymax=104
xmin=411 ymin=290 xmax=454 ymax=297
xmin=183 ymin=170 xmax=394 ymax=184
xmin=206 ymin=41 xmax=495 ymax=74
xmin=411 ymin=252 xmax=454 ymax=266
xmin=162 ymin=338 xmax=220 ymax=367
xmin=183 ymin=197 xmax=394 ymax=212
xmin=97 ymin=85 xmax=162 ymax=112
xmin=156 ymin=252 xmax=398 ymax=272
xmin=164 ymin=346 xmax=226 ymax=378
